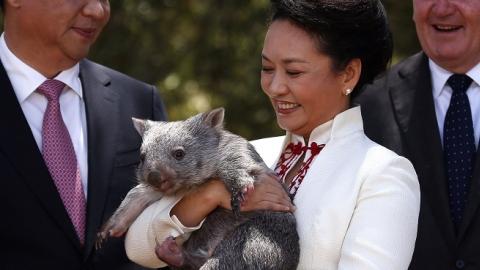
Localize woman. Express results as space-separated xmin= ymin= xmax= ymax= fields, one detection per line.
xmin=125 ymin=0 xmax=420 ymax=269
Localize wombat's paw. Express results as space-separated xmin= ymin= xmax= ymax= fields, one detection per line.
xmin=95 ymin=219 xmax=130 ymax=249
xmin=95 ymin=230 xmax=110 ymax=250
xmin=155 ymin=236 xmax=184 ymax=267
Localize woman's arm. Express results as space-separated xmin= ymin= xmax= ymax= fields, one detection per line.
xmin=124 ymin=194 xmax=201 ymax=269
xmin=172 ymin=173 xmax=294 ymax=227
xmin=170 ymin=179 xmax=229 ymax=227
xmin=338 ymin=156 xmax=420 ymax=270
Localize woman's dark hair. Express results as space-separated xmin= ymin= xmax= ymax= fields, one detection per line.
xmin=270 ymin=0 xmax=393 ymax=97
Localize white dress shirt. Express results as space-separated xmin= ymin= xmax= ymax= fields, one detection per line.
xmin=430 ymin=59 xmax=480 ymax=148
xmin=0 ymin=33 xmax=89 ymax=197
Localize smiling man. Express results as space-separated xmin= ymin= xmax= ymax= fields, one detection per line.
xmin=0 ymin=0 xmax=166 ymax=269
xmin=354 ymin=0 xmax=480 ymax=269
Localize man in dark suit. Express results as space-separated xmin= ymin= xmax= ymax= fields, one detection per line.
xmin=354 ymin=1 xmax=480 ymax=269
xmin=0 ymin=0 xmax=166 ymax=269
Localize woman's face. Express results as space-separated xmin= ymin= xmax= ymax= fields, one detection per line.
xmin=261 ymin=19 xmax=352 ymax=137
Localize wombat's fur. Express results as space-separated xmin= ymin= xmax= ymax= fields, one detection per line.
xmin=96 ymin=108 xmax=299 ymax=270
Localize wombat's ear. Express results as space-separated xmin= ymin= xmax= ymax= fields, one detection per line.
xmin=132 ymin=117 xmax=148 ymax=136
xmin=203 ymin=107 xmax=225 ymax=130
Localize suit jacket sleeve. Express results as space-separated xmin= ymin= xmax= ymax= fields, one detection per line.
xmin=338 ymin=155 xmax=420 ymax=270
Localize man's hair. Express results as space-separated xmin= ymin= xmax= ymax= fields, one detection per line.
xmin=0 ymin=0 xmax=4 ymax=12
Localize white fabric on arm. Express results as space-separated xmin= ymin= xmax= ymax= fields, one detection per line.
xmin=125 ymin=194 xmax=205 ymax=268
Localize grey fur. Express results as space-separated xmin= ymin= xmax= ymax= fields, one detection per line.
xmin=97 ymin=108 xmax=299 ymax=269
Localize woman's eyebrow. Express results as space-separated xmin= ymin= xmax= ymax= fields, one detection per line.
xmin=262 ymin=54 xmax=308 ymax=64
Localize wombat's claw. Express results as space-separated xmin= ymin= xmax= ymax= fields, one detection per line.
xmin=240 ymin=188 xmax=247 ymax=202
xmin=238 ymin=184 xmax=255 ymax=211
xmin=155 ymin=236 xmax=184 ymax=267
xmin=240 ymin=184 xmax=254 ymax=203
xmin=95 ymin=219 xmax=128 ymax=250
xmin=95 ymin=232 xmax=108 ymax=250
xmin=95 ymin=231 xmax=110 ymax=250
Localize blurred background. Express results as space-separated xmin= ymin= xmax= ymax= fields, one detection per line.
xmin=0 ymin=0 xmax=421 ymax=140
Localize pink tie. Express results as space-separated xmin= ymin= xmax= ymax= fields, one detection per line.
xmin=38 ymin=79 xmax=86 ymax=244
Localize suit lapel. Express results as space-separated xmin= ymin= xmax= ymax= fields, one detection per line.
xmin=79 ymin=60 xmax=120 ymax=259
xmin=0 ymin=62 xmax=83 ymax=250
xmin=390 ymin=53 xmax=456 ymax=246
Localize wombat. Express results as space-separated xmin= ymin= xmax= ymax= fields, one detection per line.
xmin=96 ymin=107 xmax=299 ymax=270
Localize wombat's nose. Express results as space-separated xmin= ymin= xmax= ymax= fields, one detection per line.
xmin=147 ymin=171 xmax=163 ymax=188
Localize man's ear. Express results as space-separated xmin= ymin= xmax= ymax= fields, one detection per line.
xmin=202 ymin=107 xmax=225 ymax=130
xmin=132 ymin=118 xmax=148 ymax=136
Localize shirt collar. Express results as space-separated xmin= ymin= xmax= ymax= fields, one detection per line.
xmin=429 ymin=59 xmax=452 ymax=99
xmin=0 ymin=33 xmax=82 ymax=103
xmin=466 ymin=62 xmax=480 ymax=89
xmin=429 ymin=59 xmax=480 ymax=98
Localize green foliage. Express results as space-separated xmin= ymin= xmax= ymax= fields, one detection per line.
xmin=0 ymin=1 xmax=420 ymax=139
xmin=383 ymin=0 xmax=421 ymax=62
xmin=91 ymin=0 xmax=279 ymax=139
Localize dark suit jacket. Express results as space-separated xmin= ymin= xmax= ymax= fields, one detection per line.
xmin=0 ymin=59 xmax=167 ymax=270
xmin=354 ymin=52 xmax=480 ymax=270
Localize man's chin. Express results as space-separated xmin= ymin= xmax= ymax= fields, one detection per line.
xmin=63 ymin=45 xmax=91 ymax=63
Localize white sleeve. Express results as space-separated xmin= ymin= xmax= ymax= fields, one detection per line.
xmin=125 ymin=195 xmax=205 ymax=269
xmin=338 ymin=156 xmax=420 ymax=270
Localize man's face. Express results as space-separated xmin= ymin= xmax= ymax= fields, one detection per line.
xmin=13 ymin=0 xmax=110 ymax=64
xmin=413 ymin=0 xmax=480 ymax=73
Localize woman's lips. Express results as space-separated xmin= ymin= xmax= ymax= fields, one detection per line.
xmin=276 ymin=101 xmax=301 ymax=114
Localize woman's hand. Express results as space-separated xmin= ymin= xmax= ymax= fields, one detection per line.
xmin=171 ymin=173 xmax=294 ymax=227
xmin=240 ymin=172 xmax=295 ymax=212
xmin=170 ymin=179 xmax=229 ymax=227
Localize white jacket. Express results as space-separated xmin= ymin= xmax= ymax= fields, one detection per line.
xmin=251 ymin=107 xmax=420 ymax=270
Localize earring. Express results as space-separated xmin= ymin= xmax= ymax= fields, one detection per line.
xmin=344 ymin=88 xmax=352 ymax=96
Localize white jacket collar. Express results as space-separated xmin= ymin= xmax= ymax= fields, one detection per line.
xmin=286 ymin=106 xmax=363 ymax=148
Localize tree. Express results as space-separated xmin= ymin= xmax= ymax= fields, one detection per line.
xmin=0 ymin=0 xmax=420 ymax=139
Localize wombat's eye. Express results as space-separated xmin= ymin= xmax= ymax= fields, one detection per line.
xmin=172 ymin=148 xmax=185 ymax=161
xmin=139 ymin=153 xmax=146 ymax=163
